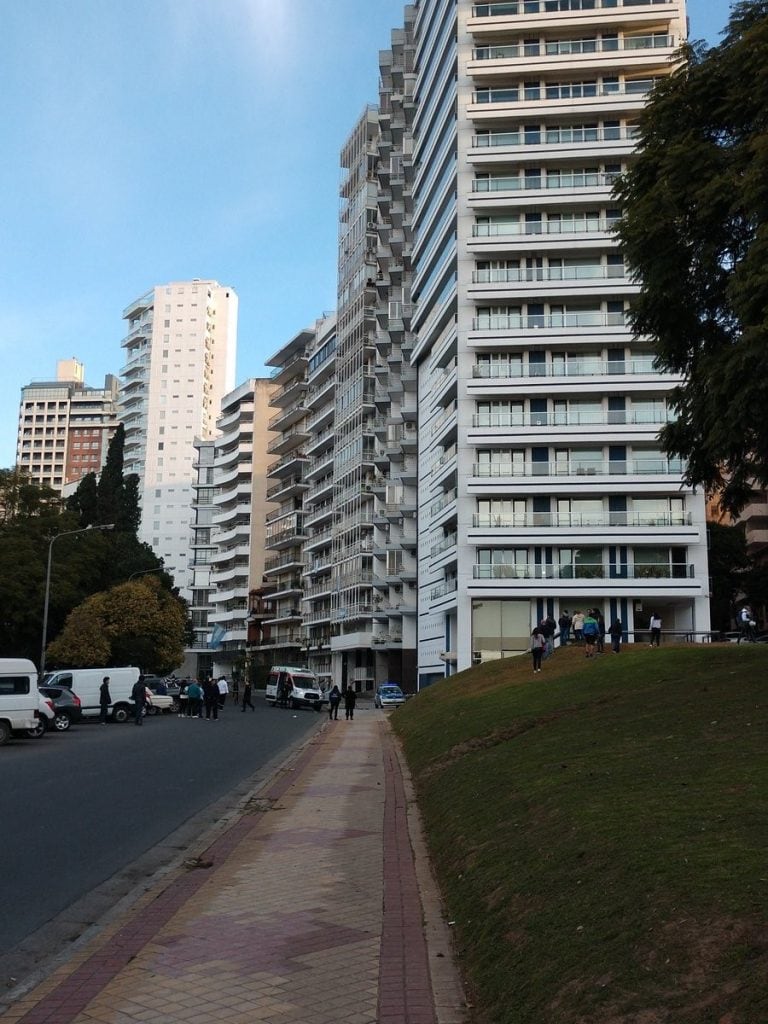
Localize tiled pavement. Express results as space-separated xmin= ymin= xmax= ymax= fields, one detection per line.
xmin=2 ymin=714 xmax=466 ymax=1024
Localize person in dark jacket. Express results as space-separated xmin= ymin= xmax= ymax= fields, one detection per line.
xmin=241 ymin=680 xmax=255 ymax=712
xmin=343 ymin=685 xmax=357 ymax=721
xmin=99 ymin=676 xmax=111 ymax=725
xmin=131 ymin=676 xmax=146 ymax=725
xmin=203 ymin=677 xmax=219 ymax=720
xmin=328 ymin=685 xmax=341 ymax=720
xmin=609 ymin=619 xmax=623 ymax=654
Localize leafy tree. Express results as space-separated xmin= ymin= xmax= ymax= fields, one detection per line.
xmin=46 ymin=577 xmax=186 ymax=674
xmin=706 ymin=521 xmax=751 ymax=630
xmin=0 ymin=467 xmax=61 ymax=524
xmin=615 ymin=1 xmax=768 ymax=514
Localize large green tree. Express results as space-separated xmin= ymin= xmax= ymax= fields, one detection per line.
xmin=615 ymin=1 xmax=768 ymax=514
xmin=46 ymin=577 xmax=186 ymax=674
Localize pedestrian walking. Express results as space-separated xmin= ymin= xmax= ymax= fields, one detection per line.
xmin=530 ymin=628 xmax=546 ymax=673
xmin=739 ymin=605 xmax=756 ymax=642
xmin=596 ymin=611 xmax=606 ymax=654
xmin=131 ymin=676 xmax=146 ymax=725
xmin=241 ymin=680 xmax=255 ymax=712
xmin=609 ymin=618 xmax=623 ymax=653
xmin=558 ymin=610 xmax=572 ymax=647
xmin=217 ymin=675 xmax=229 ymax=710
xmin=572 ymin=610 xmax=585 ymax=645
xmin=540 ymin=615 xmax=556 ymax=658
xmin=186 ymin=679 xmax=203 ymax=718
xmin=203 ymin=677 xmax=219 ymax=720
xmin=582 ymin=613 xmax=598 ymax=658
xmin=99 ymin=675 xmax=111 ymax=725
xmin=649 ymin=612 xmax=662 ymax=647
xmin=232 ymin=677 xmax=240 ymax=704
xmin=343 ymin=685 xmax=357 ymax=721
xmin=328 ymin=684 xmax=341 ymax=720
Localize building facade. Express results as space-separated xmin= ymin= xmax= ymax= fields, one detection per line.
xmin=186 ymin=378 xmax=276 ymax=680
xmin=118 ymin=280 xmax=237 ymax=594
xmin=16 ymin=359 xmax=119 ymax=491
xmin=411 ymin=0 xmax=709 ymax=683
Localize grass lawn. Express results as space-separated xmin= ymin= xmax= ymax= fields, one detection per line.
xmin=393 ymin=644 xmax=768 ymax=1024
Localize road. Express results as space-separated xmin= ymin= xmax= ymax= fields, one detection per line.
xmin=0 ymin=700 xmax=322 ymax=983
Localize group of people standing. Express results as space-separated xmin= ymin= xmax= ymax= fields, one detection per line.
xmin=326 ymin=684 xmax=356 ymax=721
xmin=177 ymin=676 xmax=240 ymax=719
xmin=531 ymin=607 xmax=633 ymax=671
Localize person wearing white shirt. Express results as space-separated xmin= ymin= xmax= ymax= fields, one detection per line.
xmin=216 ymin=676 xmax=230 ymax=709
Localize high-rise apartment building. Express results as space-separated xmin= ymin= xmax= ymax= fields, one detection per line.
xmin=118 ymin=280 xmax=237 ymax=593
xmin=411 ymin=0 xmax=709 ymax=683
xmin=16 ymin=359 xmax=119 ymax=491
xmin=263 ymin=324 xmax=317 ymax=665
xmin=186 ymin=379 xmax=276 ymax=680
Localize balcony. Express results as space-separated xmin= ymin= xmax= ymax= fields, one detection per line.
xmin=431 ymin=579 xmax=458 ymax=600
xmin=472 ymin=511 xmax=692 ymax=529
xmin=472 ymin=357 xmax=662 ymax=379
xmin=473 ymin=562 xmax=694 ymax=580
xmin=471 ymin=457 xmax=684 ymax=477
xmin=470 ymin=408 xmax=674 ymax=428
xmin=472 ymin=170 xmax=619 ymax=194
xmin=469 ymin=126 xmax=637 ymax=158
xmin=473 ymin=311 xmax=627 ymax=332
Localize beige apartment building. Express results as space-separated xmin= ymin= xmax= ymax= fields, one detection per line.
xmin=16 ymin=359 xmax=119 ymax=491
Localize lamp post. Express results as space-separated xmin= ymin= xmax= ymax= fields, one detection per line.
xmin=129 ymin=567 xmax=163 ymax=581
xmin=40 ymin=524 xmax=114 ymax=679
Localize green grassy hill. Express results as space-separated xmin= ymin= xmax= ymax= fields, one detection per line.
xmin=393 ymin=645 xmax=768 ymax=1024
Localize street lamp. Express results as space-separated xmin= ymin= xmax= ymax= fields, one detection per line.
xmin=129 ymin=567 xmax=164 ymax=581
xmin=40 ymin=524 xmax=115 ymax=679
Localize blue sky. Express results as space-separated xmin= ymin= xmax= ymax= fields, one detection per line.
xmin=0 ymin=0 xmax=733 ymax=466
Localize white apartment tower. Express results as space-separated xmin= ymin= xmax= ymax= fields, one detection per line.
xmin=412 ymin=0 xmax=709 ymax=683
xmin=118 ymin=280 xmax=237 ymax=593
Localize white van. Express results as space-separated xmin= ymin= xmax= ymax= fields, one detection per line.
xmin=0 ymin=658 xmax=40 ymax=744
xmin=42 ymin=667 xmax=141 ymax=722
xmin=265 ymin=666 xmax=324 ymax=712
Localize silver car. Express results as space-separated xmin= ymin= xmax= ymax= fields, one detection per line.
xmin=374 ymin=684 xmax=406 ymax=709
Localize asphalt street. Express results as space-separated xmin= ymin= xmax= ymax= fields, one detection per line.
xmin=0 ymin=699 xmax=321 ymax=981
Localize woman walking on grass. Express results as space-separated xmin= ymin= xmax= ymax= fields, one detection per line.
xmin=531 ymin=628 xmax=546 ymax=673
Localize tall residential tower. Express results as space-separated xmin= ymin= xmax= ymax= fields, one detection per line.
xmin=412 ymin=0 xmax=709 ymax=681
xmin=118 ymin=280 xmax=237 ymax=593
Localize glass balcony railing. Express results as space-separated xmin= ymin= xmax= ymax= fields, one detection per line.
xmin=472 ymin=36 xmax=673 ymax=61
xmin=472 ymin=511 xmax=692 ymax=528
xmin=472 ymin=172 xmax=619 ymax=192
xmin=472 ymin=217 xmax=621 ymax=237
xmin=473 ymin=311 xmax=627 ymax=330
xmin=472 ymin=458 xmax=685 ymax=476
xmin=472 ymin=126 xmax=638 ymax=147
xmin=473 ymin=562 xmax=694 ymax=580
xmin=471 ymin=408 xmax=674 ymax=427
xmin=472 ymin=0 xmax=673 ymax=17
xmin=475 ymin=80 xmax=655 ymax=104
xmin=472 ymin=264 xmax=626 ymax=283
xmin=472 ymin=358 xmax=657 ymax=378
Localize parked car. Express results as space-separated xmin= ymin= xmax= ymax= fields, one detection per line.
xmin=374 ymin=683 xmax=407 ymax=709
xmin=38 ymin=685 xmax=83 ymax=731
xmin=17 ymin=695 xmax=55 ymax=739
xmin=145 ymin=688 xmax=174 ymax=715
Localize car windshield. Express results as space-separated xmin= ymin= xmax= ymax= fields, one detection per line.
xmin=381 ymin=687 xmax=403 ymax=695
xmin=292 ymin=675 xmax=317 ymax=687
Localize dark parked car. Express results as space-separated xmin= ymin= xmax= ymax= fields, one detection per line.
xmin=38 ymin=685 xmax=82 ymax=731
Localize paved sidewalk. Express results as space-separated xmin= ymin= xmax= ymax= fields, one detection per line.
xmin=2 ymin=714 xmax=466 ymax=1024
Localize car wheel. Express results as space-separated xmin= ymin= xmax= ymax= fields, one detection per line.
xmin=53 ymin=712 xmax=71 ymax=732
xmin=26 ymin=720 xmax=47 ymax=739
xmin=291 ymin=698 xmax=299 ymax=710
xmin=112 ymin=705 xmax=130 ymax=723
xmin=0 ymin=721 xmax=11 ymax=746
xmin=314 ymin=703 xmax=322 ymax=713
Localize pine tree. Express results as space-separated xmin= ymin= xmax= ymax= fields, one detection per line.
xmin=96 ymin=424 xmax=125 ymax=527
